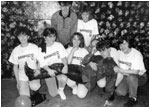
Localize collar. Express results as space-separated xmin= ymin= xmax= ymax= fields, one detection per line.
xmin=59 ymin=9 xmax=71 ymax=19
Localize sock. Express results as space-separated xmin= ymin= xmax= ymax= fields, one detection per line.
xmin=58 ymin=89 xmax=66 ymax=100
xmin=72 ymin=85 xmax=77 ymax=95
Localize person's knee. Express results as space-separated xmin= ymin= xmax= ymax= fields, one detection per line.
xmin=30 ymin=83 xmax=41 ymax=91
xmin=127 ymin=75 xmax=138 ymax=84
xmin=115 ymin=88 xmax=127 ymax=96
xmin=67 ymin=79 xmax=76 ymax=87
xmin=77 ymin=84 xmax=88 ymax=98
xmin=77 ymin=92 xmax=87 ymax=98
xmin=128 ymin=75 xmax=137 ymax=80
xmin=57 ymin=74 xmax=68 ymax=82
xmin=29 ymin=80 xmax=41 ymax=91
xmin=97 ymin=79 xmax=106 ymax=88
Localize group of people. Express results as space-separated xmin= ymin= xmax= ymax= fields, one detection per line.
xmin=9 ymin=1 xmax=147 ymax=107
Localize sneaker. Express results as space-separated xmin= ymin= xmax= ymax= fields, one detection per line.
xmin=58 ymin=89 xmax=66 ymax=100
xmin=124 ymin=97 xmax=137 ymax=107
xmin=72 ymin=86 xmax=77 ymax=95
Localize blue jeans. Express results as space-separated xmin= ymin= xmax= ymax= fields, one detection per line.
xmin=115 ymin=73 xmax=147 ymax=98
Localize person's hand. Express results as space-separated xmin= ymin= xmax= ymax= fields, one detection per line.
xmin=89 ymin=62 xmax=97 ymax=71
xmin=123 ymin=73 xmax=129 ymax=76
xmin=91 ymin=47 xmax=97 ymax=54
xmin=72 ymin=47 xmax=79 ymax=53
xmin=113 ymin=66 xmax=120 ymax=73
xmin=34 ymin=69 xmax=41 ymax=76
xmin=104 ymin=100 xmax=113 ymax=107
xmin=47 ymin=69 xmax=56 ymax=77
xmin=62 ymin=65 xmax=68 ymax=74
xmin=114 ymin=67 xmax=129 ymax=76
xmin=86 ymin=46 xmax=92 ymax=52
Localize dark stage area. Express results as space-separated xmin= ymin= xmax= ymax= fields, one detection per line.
xmin=1 ymin=79 xmax=149 ymax=107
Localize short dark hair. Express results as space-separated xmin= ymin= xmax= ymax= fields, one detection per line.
xmin=43 ymin=27 xmax=57 ymax=39
xmin=118 ymin=34 xmax=133 ymax=48
xmin=14 ymin=27 xmax=31 ymax=37
xmin=69 ymin=32 xmax=85 ymax=48
xmin=79 ymin=5 xmax=93 ymax=20
xmin=96 ymin=40 xmax=110 ymax=51
xmin=58 ymin=1 xmax=72 ymax=6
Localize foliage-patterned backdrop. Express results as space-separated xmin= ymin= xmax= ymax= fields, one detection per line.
xmin=1 ymin=1 xmax=149 ymax=79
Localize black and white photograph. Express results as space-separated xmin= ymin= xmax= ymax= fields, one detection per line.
xmin=1 ymin=1 xmax=149 ymax=107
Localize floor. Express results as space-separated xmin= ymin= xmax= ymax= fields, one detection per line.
xmin=1 ymin=79 xmax=149 ymax=107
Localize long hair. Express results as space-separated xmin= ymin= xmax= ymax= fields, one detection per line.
xmin=69 ymin=32 xmax=85 ymax=48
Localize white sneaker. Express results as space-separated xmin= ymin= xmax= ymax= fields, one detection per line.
xmin=58 ymin=89 xmax=66 ymax=100
xmin=72 ymin=86 xmax=77 ymax=95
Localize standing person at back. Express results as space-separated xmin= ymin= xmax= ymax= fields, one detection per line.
xmin=51 ymin=1 xmax=77 ymax=48
xmin=77 ymin=5 xmax=99 ymax=48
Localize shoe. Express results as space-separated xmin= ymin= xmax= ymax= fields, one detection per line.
xmin=58 ymin=89 xmax=66 ymax=100
xmin=108 ymin=93 xmax=115 ymax=101
xmin=72 ymin=86 xmax=77 ymax=95
xmin=104 ymin=100 xmax=113 ymax=107
xmin=30 ymin=93 xmax=46 ymax=106
xmin=124 ymin=97 xmax=137 ymax=107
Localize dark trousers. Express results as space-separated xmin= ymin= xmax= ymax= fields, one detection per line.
xmin=104 ymin=75 xmax=117 ymax=100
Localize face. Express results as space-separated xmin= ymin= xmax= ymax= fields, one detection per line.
xmin=17 ymin=33 xmax=29 ymax=45
xmin=45 ymin=34 xmax=56 ymax=46
xmin=91 ymin=40 xmax=98 ymax=47
xmin=72 ymin=35 xmax=81 ymax=47
xmin=61 ymin=4 xmax=70 ymax=17
xmin=91 ymin=40 xmax=98 ymax=49
xmin=100 ymin=48 xmax=109 ymax=58
xmin=119 ymin=40 xmax=130 ymax=54
xmin=82 ymin=12 xmax=89 ymax=22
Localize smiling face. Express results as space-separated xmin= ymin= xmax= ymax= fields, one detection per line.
xmin=61 ymin=4 xmax=70 ymax=17
xmin=72 ymin=35 xmax=81 ymax=48
xmin=17 ymin=33 xmax=29 ymax=45
xmin=99 ymin=48 xmax=110 ymax=58
xmin=45 ymin=34 xmax=56 ymax=46
xmin=119 ymin=40 xmax=130 ymax=54
xmin=82 ymin=12 xmax=90 ymax=22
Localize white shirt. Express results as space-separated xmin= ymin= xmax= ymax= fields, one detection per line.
xmin=66 ymin=47 xmax=89 ymax=65
xmin=38 ymin=42 xmax=67 ymax=67
xmin=77 ymin=19 xmax=99 ymax=47
xmin=9 ymin=43 xmax=39 ymax=81
xmin=110 ymin=47 xmax=119 ymax=65
xmin=118 ymin=48 xmax=146 ymax=75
